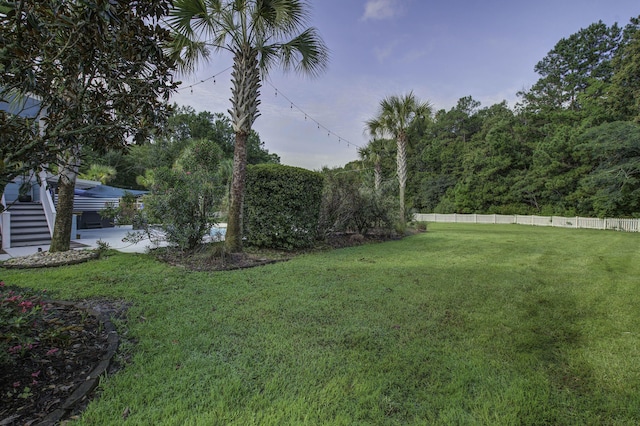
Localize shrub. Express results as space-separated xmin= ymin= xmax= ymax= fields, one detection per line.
xmin=244 ymin=164 xmax=324 ymax=250
xmin=143 ymin=139 xmax=225 ymax=250
xmin=100 ymin=191 xmax=139 ymax=226
xmin=318 ymin=170 xmax=397 ymax=236
xmin=144 ymin=167 xmax=223 ymax=250
xmin=0 ymin=281 xmax=47 ymax=367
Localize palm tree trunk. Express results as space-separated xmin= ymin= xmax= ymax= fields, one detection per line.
xmin=225 ymin=45 xmax=261 ymax=253
xmin=397 ymin=134 xmax=407 ymax=223
xmin=225 ymin=131 xmax=248 ymax=252
xmin=374 ymin=160 xmax=382 ymax=192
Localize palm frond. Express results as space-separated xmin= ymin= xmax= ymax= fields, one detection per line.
xmin=168 ymin=0 xmax=209 ymax=36
xmin=275 ymin=28 xmax=329 ymax=77
xmin=165 ymin=31 xmax=211 ymax=74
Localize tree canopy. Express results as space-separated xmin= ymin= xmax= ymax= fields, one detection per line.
xmin=355 ymin=15 xmax=640 ymax=219
xmin=0 ymin=0 xmax=178 ymax=247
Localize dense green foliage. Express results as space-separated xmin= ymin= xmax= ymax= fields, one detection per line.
xmin=81 ymin=106 xmax=279 ymax=191
xmin=244 ymin=164 xmax=324 ymax=249
xmin=0 ymin=0 xmax=177 ymax=243
xmin=144 ymin=139 xmax=225 ymax=250
xmin=2 ymin=224 xmax=640 ymax=423
xmin=318 ymin=167 xmax=397 ymax=236
xmin=355 ymin=17 xmax=640 ymax=218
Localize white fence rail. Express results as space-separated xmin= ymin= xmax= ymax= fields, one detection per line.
xmin=414 ymin=213 xmax=640 ymax=233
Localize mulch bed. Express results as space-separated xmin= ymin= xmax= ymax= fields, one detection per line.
xmin=0 ymin=299 xmax=128 ymax=426
xmin=152 ymin=231 xmax=406 ymax=272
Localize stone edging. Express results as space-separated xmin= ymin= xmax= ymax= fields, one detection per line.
xmin=1 ymin=251 xmax=99 ymax=269
xmin=36 ymin=301 xmax=120 ymax=426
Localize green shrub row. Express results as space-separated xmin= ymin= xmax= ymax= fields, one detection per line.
xmin=244 ymin=164 xmax=324 ymax=250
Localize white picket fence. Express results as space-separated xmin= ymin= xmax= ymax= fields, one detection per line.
xmin=414 ymin=213 xmax=640 ymax=233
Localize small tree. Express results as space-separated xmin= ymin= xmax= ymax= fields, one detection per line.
xmin=144 ymin=140 xmax=225 ymax=250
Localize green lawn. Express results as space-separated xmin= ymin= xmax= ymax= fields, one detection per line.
xmin=3 ymin=223 xmax=640 ymax=425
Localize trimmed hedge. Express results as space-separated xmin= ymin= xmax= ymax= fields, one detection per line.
xmin=244 ymin=164 xmax=324 ymax=250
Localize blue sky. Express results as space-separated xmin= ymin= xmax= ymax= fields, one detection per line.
xmin=171 ymin=0 xmax=639 ymax=170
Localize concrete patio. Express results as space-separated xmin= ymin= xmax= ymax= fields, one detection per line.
xmin=0 ymin=226 xmax=162 ymax=261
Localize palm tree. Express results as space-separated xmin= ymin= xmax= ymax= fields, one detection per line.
xmin=79 ymin=164 xmax=117 ymax=185
xmin=168 ymin=0 xmax=329 ymax=252
xmin=366 ymin=92 xmax=432 ymax=223
xmin=358 ymin=138 xmax=390 ymax=193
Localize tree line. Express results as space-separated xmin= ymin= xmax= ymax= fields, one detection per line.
xmin=356 ymin=16 xmax=640 ymax=219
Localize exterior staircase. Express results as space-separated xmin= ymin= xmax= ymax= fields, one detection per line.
xmin=6 ymin=202 xmax=52 ymax=247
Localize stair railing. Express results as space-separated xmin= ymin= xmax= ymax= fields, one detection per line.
xmin=39 ymin=170 xmax=56 ymax=238
xmin=1 ymin=193 xmax=10 ymax=250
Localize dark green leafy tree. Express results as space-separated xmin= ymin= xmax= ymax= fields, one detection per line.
xmin=1 ymin=0 xmax=177 ymax=251
xmin=607 ymin=20 xmax=640 ymax=122
xmin=82 ymin=106 xmax=279 ymax=190
xmin=574 ymin=121 xmax=640 ymax=217
xmin=411 ymin=97 xmax=481 ymax=212
xmin=168 ymin=0 xmax=329 ymax=252
xmin=520 ymin=21 xmax=621 ymax=113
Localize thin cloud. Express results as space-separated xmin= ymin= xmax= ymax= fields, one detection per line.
xmin=374 ymin=41 xmax=399 ymax=63
xmin=402 ymin=48 xmax=429 ymax=64
xmin=361 ymin=0 xmax=402 ymax=21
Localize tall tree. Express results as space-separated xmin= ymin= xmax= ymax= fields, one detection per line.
xmin=519 ymin=21 xmax=621 ymax=113
xmin=607 ymin=20 xmax=640 ymax=122
xmin=574 ymin=121 xmax=640 ymax=217
xmin=168 ymin=0 xmax=329 ymax=252
xmin=1 ymin=0 xmax=177 ymax=251
xmin=366 ymin=92 xmax=432 ymax=222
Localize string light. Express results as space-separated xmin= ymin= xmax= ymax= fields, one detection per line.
xmin=263 ymin=79 xmax=361 ymax=151
xmin=176 ymin=69 xmax=362 ymax=152
xmin=176 ymin=66 xmax=233 ymax=93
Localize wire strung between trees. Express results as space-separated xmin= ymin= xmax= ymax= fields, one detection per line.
xmin=175 ymin=70 xmax=362 ymax=152
xmin=175 ymin=66 xmax=233 ymax=93
xmin=263 ymin=79 xmax=362 ymax=151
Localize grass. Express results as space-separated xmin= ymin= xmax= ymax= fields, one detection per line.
xmin=3 ymin=223 xmax=640 ymax=425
